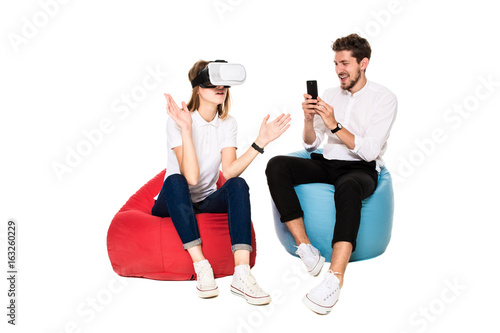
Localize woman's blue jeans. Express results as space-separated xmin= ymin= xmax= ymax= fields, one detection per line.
xmin=151 ymin=174 xmax=253 ymax=253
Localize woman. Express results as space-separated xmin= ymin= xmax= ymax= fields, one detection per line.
xmin=152 ymin=60 xmax=291 ymax=305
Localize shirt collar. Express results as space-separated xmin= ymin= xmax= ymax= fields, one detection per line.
xmin=342 ymin=80 xmax=370 ymax=98
xmin=192 ymin=110 xmax=220 ymax=128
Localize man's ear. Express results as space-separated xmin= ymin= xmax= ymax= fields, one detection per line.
xmin=361 ymin=57 xmax=369 ymax=71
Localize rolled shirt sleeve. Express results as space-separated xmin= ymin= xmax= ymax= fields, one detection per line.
xmin=350 ymin=94 xmax=397 ymax=162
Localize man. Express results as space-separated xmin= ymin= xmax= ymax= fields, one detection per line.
xmin=266 ymin=33 xmax=397 ymax=315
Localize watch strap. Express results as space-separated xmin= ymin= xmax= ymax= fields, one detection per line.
xmin=331 ymin=123 xmax=342 ymax=134
xmin=251 ymin=142 xmax=264 ymax=154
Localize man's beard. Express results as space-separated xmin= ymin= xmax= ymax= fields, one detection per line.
xmin=341 ymin=68 xmax=361 ymax=91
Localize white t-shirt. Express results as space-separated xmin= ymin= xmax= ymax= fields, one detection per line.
xmin=163 ymin=110 xmax=238 ymax=203
xmin=304 ymin=80 xmax=397 ymax=172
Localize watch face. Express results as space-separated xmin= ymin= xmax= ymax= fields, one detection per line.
xmin=338 ymin=123 xmax=342 ymax=129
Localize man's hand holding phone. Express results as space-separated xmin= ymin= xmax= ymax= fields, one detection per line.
xmin=303 ymin=80 xmax=318 ymax=122
xmin=303 ymin=80 xmax=337 ymax=129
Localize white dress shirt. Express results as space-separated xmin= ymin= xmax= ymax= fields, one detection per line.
xmin=164 ymin=111 xmax=238 ymax=202
xmin=304 ymin=80 xmax=397 ymax=172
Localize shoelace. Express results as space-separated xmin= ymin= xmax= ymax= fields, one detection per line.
xmin=330 ymin=270 xmax=342 ymax=277
xmin=197 ymin=266 xmax=213 ymax=288
xmin=326 ymin=270 xmax=342 ymax=285
xmin=242 ymin=273 xmax=263 ymax=293
xmin=294 ymin=244 xmax=311 ymax=259
xmin=317 ymin=271 xmax=341 ymax=301
xmin=295 ymin=244 xmax=319 ymax=268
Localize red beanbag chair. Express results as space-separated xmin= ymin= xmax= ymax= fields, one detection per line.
xmin=107 ymin=170 xmax=257 ymax=280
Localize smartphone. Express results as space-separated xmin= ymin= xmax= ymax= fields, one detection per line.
xmin=306 ymin=80 xmax=318 ymax=100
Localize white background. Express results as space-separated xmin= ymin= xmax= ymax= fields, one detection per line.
xmin=1 ymin=0 xmax=499 ymax=332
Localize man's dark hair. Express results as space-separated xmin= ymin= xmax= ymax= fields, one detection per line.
xmin=332 ymin=34 xmax=371 ymax=64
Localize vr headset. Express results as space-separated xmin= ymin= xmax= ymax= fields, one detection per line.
xmin=190 ymin=60 xmax=246 ymax=88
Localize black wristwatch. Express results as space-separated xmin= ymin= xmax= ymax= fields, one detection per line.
xmin=331 ymin=122 xmax=343 ymax=134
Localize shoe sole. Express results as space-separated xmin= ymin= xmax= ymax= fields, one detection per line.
xmin=230 ymin=286 xmax=271 ymax=305
xmin=309 ymin=256 xmax=326 ymax=277
xmin=302 ymin=294 xmax=337 ymax=315
xmin=197 ymin=286 xmax=219 ymax=298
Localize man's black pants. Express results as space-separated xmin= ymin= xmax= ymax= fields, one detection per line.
xmin=265 ymin=153 xmax=378 ymax=251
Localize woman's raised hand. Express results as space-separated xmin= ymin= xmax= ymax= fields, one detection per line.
xmin=256 ymin=113 xmax=292 ymax=147
xmin=164 ymin=93 xmax=192 ymax=131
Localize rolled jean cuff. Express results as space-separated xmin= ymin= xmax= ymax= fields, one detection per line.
xmin=232 ymin=244 xmax=253 ymax=253
xmin=182 ymin=238 xmax=202 ymax=250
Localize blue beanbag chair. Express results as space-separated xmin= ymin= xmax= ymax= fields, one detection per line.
xmin=272 ymin=149 xmax=394 ymax=262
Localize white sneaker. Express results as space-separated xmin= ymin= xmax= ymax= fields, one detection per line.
xmin=302 ymin=270 xmax=341 ymax=315
xmin=230 ymin=265 xmax=271 ymax=305
xmin=295 ymin=243 xmax=325 ymax=276
xmin=193 ymin=260 xmax=219 ymax=298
